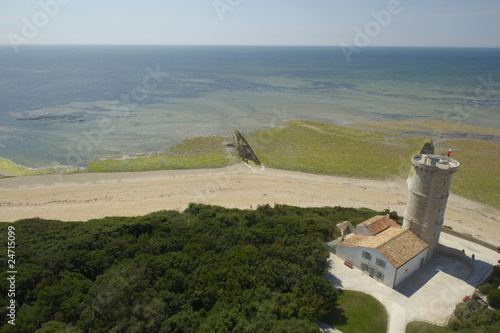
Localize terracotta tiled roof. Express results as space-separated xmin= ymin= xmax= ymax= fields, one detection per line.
xmin=341 ymin=227 xmax=404 ymax=248
xmin=377 ymin=230 xmax=429 ymax=268
xmin=339 ymin=227 xmax=429 ymax=268
xmin=361 ymin=215 xmax=400 ymax=235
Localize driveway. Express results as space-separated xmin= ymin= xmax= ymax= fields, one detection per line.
xmin=324 ymin=232 xmax=500 ymax=333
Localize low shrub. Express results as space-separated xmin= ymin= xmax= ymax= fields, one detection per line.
xmin=488 ymin=289 xmax=500 ymax=309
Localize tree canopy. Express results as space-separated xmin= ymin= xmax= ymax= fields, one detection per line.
xmin=0 ymin=204 xmax=381 ymax=332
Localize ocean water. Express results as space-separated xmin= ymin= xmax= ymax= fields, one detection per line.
xmin=0 ymin=45 xmax=499 ymax=168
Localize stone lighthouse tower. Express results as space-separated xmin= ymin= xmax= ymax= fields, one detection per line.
xmin=403 ymin=154 xmax=459 ymax=260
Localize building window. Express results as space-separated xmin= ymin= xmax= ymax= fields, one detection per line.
xmin=376 ymin=271 xmax=384 ymax=281
xmin=361 ymin=263 xmax=369 ymax=272
xmin=362 ymin=251 xmax=372 ymax=261
xmin=376 ymin=258 xmax=386 ymax=268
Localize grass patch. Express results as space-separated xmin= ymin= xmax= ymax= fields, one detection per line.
xmin=354 ymin=120 xmax=500 ymax=209
xmin=4 ymin=118 xmax=499 ymax=210
xmin=247 ymin=120 xmax=425 ymax=179
xmin=0 ymin=158 xmax=72 ymax=177
xmin=245 ymin=120 xmax=499 ymax=209
xmin=355 ymin=120 xmax=500 ymax=137
xmin=87 ymin=153 xmax=233 ymax=172
xmin=477 ymin=265 xmax=500 ymax=295
xmin=406 ymin=321 xmax=452 ymax=333
xmin=0 ymin=158 xmax=40 ymax=176
xmin=87 ymin=136 xmax=238 ymax=172
xmin=436 ymin=139 xmax=499 ymax=209
xmin=320 ymin=290 xmax=388 ymax=333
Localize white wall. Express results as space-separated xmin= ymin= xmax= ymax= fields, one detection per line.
xmin=355 ymin=224 xmax=373 ymax=236
xmin=336 ymin=245 xmax=364 ymax=268
xmin=393 ymin=248 xmax=428 ymax=287
xmin=336 ymin=246 xmax=396 ymax=288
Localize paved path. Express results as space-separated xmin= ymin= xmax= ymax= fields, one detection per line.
xmin=325 ymin=232 xmax=500 ymax=333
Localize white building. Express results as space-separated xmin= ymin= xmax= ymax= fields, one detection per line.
xmin=332 ymin=154 xmax=459 ymax=288
xmin=335 ymin=215 xmax=429 ymax=288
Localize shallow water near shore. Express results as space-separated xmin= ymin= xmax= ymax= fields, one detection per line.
xmin=1 ymin=46 xmax=499 ymax=169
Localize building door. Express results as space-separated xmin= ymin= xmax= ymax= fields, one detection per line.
xmin=369 ymin=268 xmax=375 ymax=278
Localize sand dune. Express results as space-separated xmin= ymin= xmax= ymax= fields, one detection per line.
xmin=1 ymin=164 xmax=498 ymax=246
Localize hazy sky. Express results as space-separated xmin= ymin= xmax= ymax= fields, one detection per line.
xmin=1 ymin=0 xmax=499 ymax=47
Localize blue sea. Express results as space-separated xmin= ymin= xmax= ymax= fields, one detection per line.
xmin=0 ymin=46 xmax=499 ymax=168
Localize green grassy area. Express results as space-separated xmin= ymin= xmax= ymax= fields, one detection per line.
xmin=437 ymin=139 xmax=499 ymax=209
xmin=247 ymin=120 xmax=425 ymax=179
xmin=0 ymin=158 xmax=59 ymax=177
xmin=320 ymin=290 xmax=388 ymax=333
xmin=355 ymin=120 xmax=500 ymax=209
xmin=477 ymin=266 xmax=500 ymax=296
xmin=2 ymin=119 xmax=499 ymax=209
xmin=0 ymin=158 xmax=38 ymax=176
xmin=406 ymin=322 xmax=452 ymax=333
xmin=87 ymin=136 xmax=237 ymax=172
xmin=245 ymin=120 xmax=499 ymax=209
xmin=356 ymin=120 xmax=500 ymax=137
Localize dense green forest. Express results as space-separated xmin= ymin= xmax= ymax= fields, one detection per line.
xmin=0 ymin=204 xmax=381 ymax=332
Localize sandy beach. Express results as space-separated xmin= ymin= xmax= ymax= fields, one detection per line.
xmin=1 ymin=164 xmax=498 ymax=246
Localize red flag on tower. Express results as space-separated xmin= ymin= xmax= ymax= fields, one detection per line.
xmin=447 ymin=147 xmax=452 ymax=157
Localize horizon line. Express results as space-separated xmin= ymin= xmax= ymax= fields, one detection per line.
xmin=1 ymin=44 xmax=499 ymax=49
